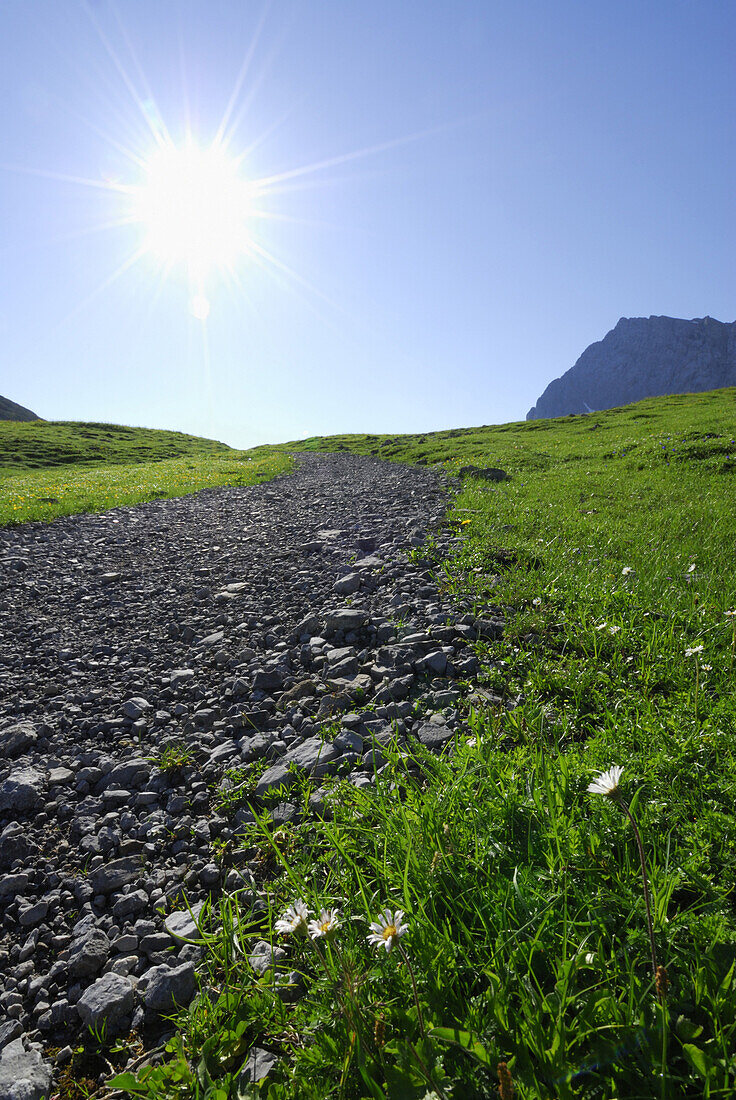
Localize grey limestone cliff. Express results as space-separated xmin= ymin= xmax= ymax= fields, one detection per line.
xmin=527 ymin=315 xmax=736 ymax=420
xmin=0 ymin=395 xmax=40 ymax=421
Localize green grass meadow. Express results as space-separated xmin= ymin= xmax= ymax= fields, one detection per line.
xmin=0 ymin=421 xmax=292 ymax=523
xmin=7 ymin=394 xmax=736 ymax=1097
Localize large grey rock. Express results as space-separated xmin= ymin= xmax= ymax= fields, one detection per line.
xmin=68 ymin=927 xmax=110 ymax=978
xmin=0 ymin=827 xmax=34 ymax=870
xmin=89 ymin=857 xmax=139 ymax=895
xmin=0 ymin=1038 xmax=51 ymax=1100
xmin=283 ymin=737 xmax=341 ymax=774
xmin=77 ymin=973 xmax=136 ymax=1034
xmin=333 ymin=572 xmax=361 ymax=595
xmin=0 ymin=770 xmax=46 ymax=815
xmin=324 ymin=608 xmax=368 ymax=635
xmin=416 ymin=718 xmax=454 ymax=750
xmin=165 ymin=901 xmax=205 ymax=942
xmin=527 ymin=315 xmax=736 ymax=419
xmin=142 ymin=961 xmax=196 ymax=1013
xmin=238 ymin=1047 xmax=279 ymax=1086
xmin=248 ymin=940 xmax=286 ymax=978
xmin=0 ymin=723 xmax=37 ymax=760
xmin=104 ymin=758 xmax=150 ymax=790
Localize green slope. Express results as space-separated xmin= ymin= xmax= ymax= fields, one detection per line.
xmin=0 ymin=420 xmax=291 ymax=524
xmin=250 ymin=386 xmax=736 ymax=477
xmin=0 ymin=419 xmax=233 ymax=477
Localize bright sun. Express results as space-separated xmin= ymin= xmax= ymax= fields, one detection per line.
xmin=131 ymin=138 xmax=255 ymax=302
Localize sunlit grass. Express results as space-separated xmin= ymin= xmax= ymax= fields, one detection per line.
xmin=0 ymin=449 xmax=292 ymax=525
xmin=46 ymin=390 xmax=736 ymax=1097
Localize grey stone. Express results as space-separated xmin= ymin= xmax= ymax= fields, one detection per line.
xmin=165 ymin=901 xmax=205 ymax=942
xmin=169 ymin=668 xmax=195 ymax=687
xmin=142 ymin=961 xmax=196 ymax=1014
xmin=0 ymin=770 xmax=46 ymax=815
xmin=0 ymin=723 xmax=37 ymax=760
xmin=48 ymin=767 xmax=74 ymax=786
xmin=252 ymin=668 xmax=284 ymax=693
xmin=122 ymin=697 xmax=152 ymax=720
xmin=112 ymin=888 xmax=148 ymax=920
xmin=0 ymin=829 xmax=34 ymax=871
xmin=0 ymin=1023 xmax=22 ymax=1053
xmin=0 ymin=1038 xmax=52 ymax=1100
xmin=18 ymin=902 xmax=47 ymax=928
xmin=333 ymin=572 xmax=361 ymax=595
xmin=419 ymin=649 xmax=448 ymax=675
xmin=324 ymin=608 xmax=368 ymax=635
xmin=77 ymin=973 xmax=135 ymax=1034
xmin=248 ymin=940 xmax=286 ymax=978
xmin=416 ymin=719 xmax=454 ymax=749
xmin=68 ymin=928 xmax=110 ymax=978
xmin=104 ymin=758 xmax=150 ymax=789
xmin=238 ymin=1047 xmax=279 ymax=1086
xmin=283 ymin=737 xmax=341 ymax=774
xmin=255 ymin=763 xmax=292 ymax=798
xmin=89 ymin=857 xmax=139 ymax=895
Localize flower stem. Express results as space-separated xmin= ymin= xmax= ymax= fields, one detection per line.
xmin=398 ymin=944 xmax=425 ymax=1038
xmin=616 ymin=796 xmax=658 ymax=978
xmin=694 ymin=657 xmax=700 ymax=726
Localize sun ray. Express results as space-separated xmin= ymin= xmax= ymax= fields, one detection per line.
xmin=253 ymin=122 xmax=451 ymax=190
xmin=83 ymin=0 xmax=170 ymax=147
xmin=215 ymin=0 xmax=271 ymax=148
xmin=0 ymin=162 xmax=131 ymax=194
xmin=51 ymin=96 xmax=148 ymax=171
xmin=0 ymin=216 xmax=144 ymax=259
xmin=55 ymin=244 xmax=148 ymax=328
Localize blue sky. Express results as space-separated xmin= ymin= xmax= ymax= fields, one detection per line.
xmin=1 ymin=1 xmax=735 ymax=448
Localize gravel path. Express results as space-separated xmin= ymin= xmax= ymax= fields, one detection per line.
xmin=0 ymin=453 xmax=504 ymax=1088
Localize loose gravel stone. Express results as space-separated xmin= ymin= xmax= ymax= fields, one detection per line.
xmin=0 ymin=1038 xmax=52 ymax=1100
xmin=76 ymin=973 xmax=136 ymax=1034
xmin=0 ymin=452 xmax=507 ymax=1079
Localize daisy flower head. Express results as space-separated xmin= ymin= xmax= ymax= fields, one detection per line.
xmin=725 ymin=609 xmax=736 ymax=619
xmin=622 ymin=566 xmax=633 ymax=576
xmin=587 ymin=765 xmax=624 ymax=798
xmin=367 ymin=908 xmax=409 ymax=953
xmin=687 ymin=564 xmax=696 ymax=573
xmin=685 ymin=644 xmax=704 ymax=657
xmin=307 ymin=908 xmax=341 ymax=942
xmin=275 ymin=899 xmax=311 ymax=937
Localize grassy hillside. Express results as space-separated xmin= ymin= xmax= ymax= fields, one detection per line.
xmin=252 ymin=386 xmax=736 ymax=477
xmin=112 ymin=389 xmax=736 ymax=1100
xmin=0 ymin=421 xmax=292 ymax=524
xmin=0 ymin=420 xmax=233 ymax=475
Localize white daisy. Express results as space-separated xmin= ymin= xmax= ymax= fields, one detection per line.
xmin=366 ymin=908 xmax=409 ymax=953
xmin=685 ymin=645 xmax=704 ymax=657
xmin=687 ymin=564 xmax=696 ymax=573
xmin=307 ymin=908 xmax=341 ymax=941
xmin=275 ymin=899 xmax=310 ymax=937
xmin=622 ymin=566 xmax=633 ymax=576
xmin=587 ymin=765 xmax=624 ymax=798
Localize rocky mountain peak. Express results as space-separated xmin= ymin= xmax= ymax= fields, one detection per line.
xmin=527 ymin=315 xmax=736 ymax=420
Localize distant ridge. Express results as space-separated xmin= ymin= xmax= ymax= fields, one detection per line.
xmin=527 ymin=315 xmax=736 ymax=419
xmin=0 ymin=394 xmax=40 ymax=421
